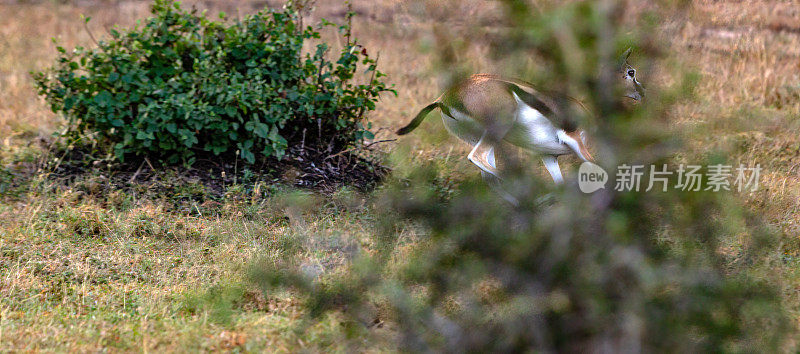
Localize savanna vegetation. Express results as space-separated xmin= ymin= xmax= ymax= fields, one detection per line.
xmin=1 ymin=0 xmax=799 ymax=351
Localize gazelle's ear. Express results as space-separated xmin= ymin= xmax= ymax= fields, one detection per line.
xmin=618 ymin=47 xmax=632 ymax=70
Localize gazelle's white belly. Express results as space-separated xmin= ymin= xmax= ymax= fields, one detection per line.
xmin=440 ymin=98 xmax=570 ymax=156
xmin=504 ymin=98 xmax=570 ymax=155
xmin=441 ymin=109 xmax=484 ymax=146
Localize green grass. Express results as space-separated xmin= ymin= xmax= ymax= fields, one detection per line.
xmin=0 ymin=170 xmax=406 ymax=351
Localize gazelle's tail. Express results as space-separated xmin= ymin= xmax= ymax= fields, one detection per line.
xmin=396 ymin=102 xmax=440 ymax=135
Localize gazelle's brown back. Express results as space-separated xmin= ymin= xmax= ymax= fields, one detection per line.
xmin=440 ymin=74 xmax=573 ymax=133
xmin=440 ymin=75 xmax=518 ymax=131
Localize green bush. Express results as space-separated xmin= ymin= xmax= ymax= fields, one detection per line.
xmin=34 ymin=0 xmax=393 ymax=165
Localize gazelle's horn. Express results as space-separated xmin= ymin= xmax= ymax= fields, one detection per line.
xmin=618 ymin=47 xmax=632 ymax=70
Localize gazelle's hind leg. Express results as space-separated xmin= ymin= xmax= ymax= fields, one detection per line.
xmin=541 ymin=155 xmax=564 ymax=184
xmin=481 ymin=171 xmax=520 ymax=206
xmin=480 ymin=148 xmax=519 ymax=206
xmin=468 ymin=131 xmax=500 ymax=177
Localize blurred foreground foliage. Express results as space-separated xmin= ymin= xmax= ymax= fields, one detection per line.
xmin=251 ymin=0 xmax=791 ymax=351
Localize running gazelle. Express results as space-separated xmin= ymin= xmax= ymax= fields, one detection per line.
xmin=397 ymin=49 xmax=645 ymax=201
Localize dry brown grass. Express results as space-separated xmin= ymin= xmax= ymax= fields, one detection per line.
xmin=664 ymin=0 xmax=800 ymax=330
xmin=2 ymin=0 xmax=800 ymax=350
xmin=670 ymin=2 xmax=800 ymax=227
xmin=0 ymin=185 xmax=383 ymax=350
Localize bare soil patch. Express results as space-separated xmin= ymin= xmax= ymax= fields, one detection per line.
xmin=18 ymin=142 xmax=388 ymax=209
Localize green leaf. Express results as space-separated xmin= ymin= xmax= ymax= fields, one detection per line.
xmin=274 ymin=147 xmax=285 ymax=160
xmin=254 ymin=122 xmax=269 ymax=138
xmin=225 ymin=106 xmax=237 ymax=116
xmin=241 ymin=149 xmax=255 ymax=164
xmin=268 ymin=125 xmax=286 ymax=145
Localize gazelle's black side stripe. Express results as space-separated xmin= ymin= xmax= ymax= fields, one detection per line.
xmin=505 ymin=83 xmax=579 ymax=132
xmin=504 ymin=83 xmax=553 ymax=117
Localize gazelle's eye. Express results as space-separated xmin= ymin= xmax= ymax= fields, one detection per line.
xmin=627 ymin=69 xmax=635 ymax=77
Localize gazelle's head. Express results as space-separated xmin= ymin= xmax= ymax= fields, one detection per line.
xmin=618 ymin=48 xmax=645 ymax=101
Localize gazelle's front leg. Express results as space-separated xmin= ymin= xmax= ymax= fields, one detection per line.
xmin=468 ymin=131 xmax=500 ymax=178
xmin=541 ymin=155 xmax=563 ymax=184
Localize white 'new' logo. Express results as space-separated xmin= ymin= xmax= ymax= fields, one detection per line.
xmin=578 ymin=162 xmax=608 ymax=193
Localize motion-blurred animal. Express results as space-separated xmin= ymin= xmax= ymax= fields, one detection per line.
xmin=397 ymin=49 xmax=644 ymax=203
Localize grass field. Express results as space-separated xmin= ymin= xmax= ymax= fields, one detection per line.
xmin=2 ymin=0 xmax=800 ymax=351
